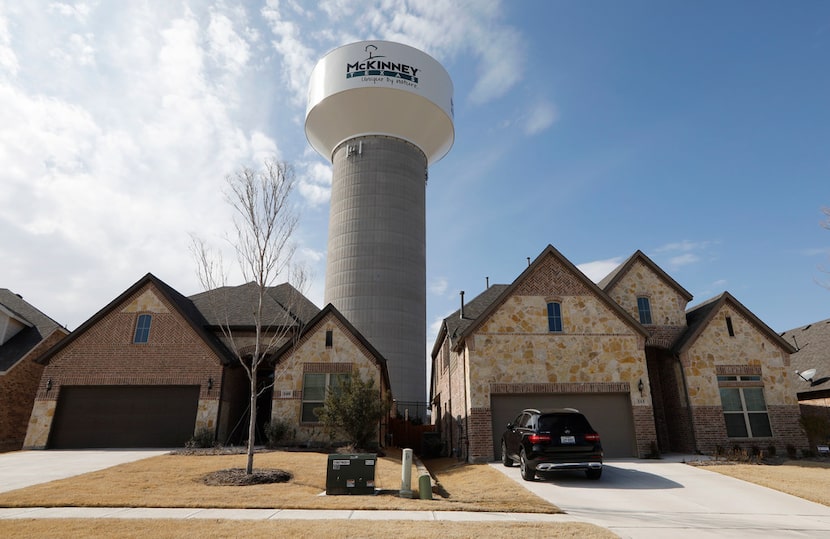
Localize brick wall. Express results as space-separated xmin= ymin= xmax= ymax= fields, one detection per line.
xmin=25 ymin=285 xmax=224 ymax=448
xmin=0 ymin=329 xmax=66 ymax=452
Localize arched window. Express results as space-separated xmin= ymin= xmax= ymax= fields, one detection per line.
xmin=547 ymin=302 xmax=562 ymax=332
xmin=133 ymin=314 xmax=152 ymax=343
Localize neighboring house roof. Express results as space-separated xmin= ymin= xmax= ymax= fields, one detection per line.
xmin=436 ymin=245 xmax=649 ymax=356
xmin=36 ymin=273 xmax=234 ymax=365
xmin=272 ymin=303 xmax=391 ymax=392
xmin=780 ymin=317 xmax=830 ymax=399
xmin=673 ymin=291 xmax=797 ymax=356
xmin=599 ymin=250 xmax=694 ymax=301
xmin=0 ymin=289 xmax=67 ymax=372
xmin=189 ymin=282 xmax=319 ymax=329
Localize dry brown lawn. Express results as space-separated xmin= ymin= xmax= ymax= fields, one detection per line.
xmin=696 ymin=459 xmax=830 ymax=507
xmin=0 ymin=449 xmax=623 ymax=538
xmin=0 ymin=449 xmax=557 ymax=513
xmin=0 ymin=519 xmax=616 ymax=539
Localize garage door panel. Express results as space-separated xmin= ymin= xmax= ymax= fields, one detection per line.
xmin=49 ymin=385 xmax=200 ymax=449
xmin=491 ymin=393 xmax=636 ymax=458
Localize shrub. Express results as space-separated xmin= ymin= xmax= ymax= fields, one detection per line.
xmin=766 ymin=445 xmax=777 ymax=457
xmin=264 ymin=420 xmax=291 ymax=449
xmin=786 ymin=444 xmax=798 ymax=459
xmin=186 ymin=427 xmax=216 ymax=449
xmin=315 ymin=373 xmax=391 ymax=450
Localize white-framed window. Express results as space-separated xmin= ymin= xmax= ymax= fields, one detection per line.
xmin=717 ymin=375 xmax=772 ymax=438
xmin=133 ymin=314 xmax=152 ymax=343
xmin=301 ymin=372 xmax=350 ymax=422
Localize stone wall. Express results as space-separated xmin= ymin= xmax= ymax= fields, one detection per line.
xmin=270 ymin=312 xmax=388 ymax=446
xmin=605 ymin=259 xmax=689 ymax=326
xmin=683 ymin=301 xmax=808 ymax=453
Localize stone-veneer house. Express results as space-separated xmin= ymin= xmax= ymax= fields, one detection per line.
xmin=0 ymin=290 xmax=68 ymax=452
xmin=24 ymin=273 xmax=390 ymax=449
xmin=430 ymin=245 xmax=807 ymax=461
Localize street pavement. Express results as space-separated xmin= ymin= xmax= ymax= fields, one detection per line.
xmin=490 ymin=455 xmax=830 ymax=538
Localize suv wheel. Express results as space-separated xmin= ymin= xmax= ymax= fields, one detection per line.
xmin=501 ymin=441 xmax=514 ymax=467
xmin=519 ymin=448 xmax=535 ymax=481
xmin=586 ymin=468 xmax=602 ymax=480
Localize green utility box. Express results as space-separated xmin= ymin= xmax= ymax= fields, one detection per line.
xmin=325 ymin=453 xmax=377 ymax=495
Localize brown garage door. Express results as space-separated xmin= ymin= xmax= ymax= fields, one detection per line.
xmin=49 ymin=385 xmax=200 ymax=449
xmin=491 ymin=393 xmax=636 ymax=458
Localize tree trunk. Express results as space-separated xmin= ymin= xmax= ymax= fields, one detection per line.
xmin=246 ymin=369 xmax=257 ymax=474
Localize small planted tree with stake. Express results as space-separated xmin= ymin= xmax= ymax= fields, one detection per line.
xmin=192 ymin=158 xmax=306 ymax=475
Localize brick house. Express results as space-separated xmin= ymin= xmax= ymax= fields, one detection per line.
xmin=0 ymin=290 xmax=68 ymax=452
xmin=430 ymin=245 xmax=807 ymax=462
xmin=24 ymin=273 xmax=390 ymax=449
xmin=780 ymin=318 xmax=830 ymax=448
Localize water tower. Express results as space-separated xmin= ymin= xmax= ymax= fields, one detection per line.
xmin=305 ymin=41 xmax=454 ymax=405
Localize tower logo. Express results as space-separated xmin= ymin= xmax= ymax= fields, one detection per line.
xmin=345 ymin=43 xmax=420 ymax=84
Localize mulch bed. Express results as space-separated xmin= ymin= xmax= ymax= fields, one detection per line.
xmin=202 ymin=468 xmax=293 ymax=486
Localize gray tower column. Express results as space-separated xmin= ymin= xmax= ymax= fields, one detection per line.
xmin=325 ymin=135 xmax=427 ymax=404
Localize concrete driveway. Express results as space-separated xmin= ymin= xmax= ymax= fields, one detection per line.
xmin=0 ymin=449 xmax=169 ymax=494
xmin=491 ymin=455 xmax=830 ymax=538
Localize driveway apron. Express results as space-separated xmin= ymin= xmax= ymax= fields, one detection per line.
xmin=491 ymin=456 xmax=830 ymax=538
xmin=0 ymin=450 xmax=169 ymax=493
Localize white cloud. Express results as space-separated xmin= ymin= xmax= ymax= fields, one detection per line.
xmin=429 ymin=277 xmax=449 ymax=296
xmin=577 ymin=258 xmax=623 ymax=283
xmin=524 ymin=100 xmax=558 ymax=135
xmin=654 ymin=240 xmax=712 ymax=253
xmin=0 ymin=12 xmax=19 ymax=76
xmin=667 ymin=253 xmax=700 ymax=269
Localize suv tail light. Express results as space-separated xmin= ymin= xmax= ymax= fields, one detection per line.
xmin=528 ymin=434 xmax=551 ymax=444
xmin=584 ymin=433 xmax=600 ymax=442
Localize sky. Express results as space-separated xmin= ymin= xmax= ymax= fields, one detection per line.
xmin=2 ymin=0 xmax=829 ymax=357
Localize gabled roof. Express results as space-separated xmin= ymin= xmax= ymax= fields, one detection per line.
xmin=36 ymin=273 xmax=233 ymax=365
xmin=436 ymin=245 xmax=648 ymax=354
xmin=0 ymin=289 xmax=67 ymax=371
xmin=598 ymin=250 xmax=693 ymax=301
xmin=273 ymin=303 xmax=391 ymax=392
xmin=189 ymin=282 xmax=319 ymax=328
xmin=780 ymin=317 xmax=830 ymax=398
xmin=673 ymin=291 xmax=796 ymax=355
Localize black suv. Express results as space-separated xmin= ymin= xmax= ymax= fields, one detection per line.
xmin=501 ymin=408 xmax=603 ymax=481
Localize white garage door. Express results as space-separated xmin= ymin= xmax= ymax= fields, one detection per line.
xmin=491 ymin=393 xmax=636 ymax=458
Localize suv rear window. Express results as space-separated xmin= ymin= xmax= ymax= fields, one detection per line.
xmin=538 ymin=413 xmax=591 ymax=433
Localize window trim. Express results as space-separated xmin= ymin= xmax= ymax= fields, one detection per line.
xmin=717 ymin=375 xmax=772 ymax=438
xmin=637 ymin=297 xmax=653 ymax=325
xmin=547 ymin=302 xmax=563 ymax=332
xmin=301 ymin=372 xmax=350 ymax=423
xmin=133 ymin=314 xmax=152 ymax=344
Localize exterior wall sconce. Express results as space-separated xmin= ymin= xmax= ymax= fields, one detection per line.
xmin=638 ymin=379 xmax=644 ymax=396
xmin=207 ymin=377 xmax=213 ymax=391
xmin=46 ymin=378 xmax=53 ymax=392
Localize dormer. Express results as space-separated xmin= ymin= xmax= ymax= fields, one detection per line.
xmin=0 ymin=302 xmax=33 ymax=346
xmin=599 ymin=250 xmax=693 ymax=328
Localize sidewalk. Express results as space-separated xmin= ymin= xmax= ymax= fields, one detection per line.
xmin=0 ymin=506 xmax=579 ymax=522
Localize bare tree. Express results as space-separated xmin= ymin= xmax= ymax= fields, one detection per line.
xmin=192 ymin=159 xmax=306 ymax=474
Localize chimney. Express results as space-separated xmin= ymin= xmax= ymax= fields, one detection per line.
xmin=459 ymin=291 xmax=465 ymax=319
xmin=485 ymin=276 xmax=489 ymax=289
